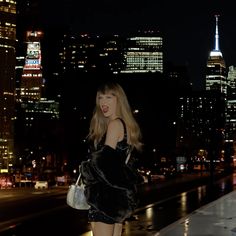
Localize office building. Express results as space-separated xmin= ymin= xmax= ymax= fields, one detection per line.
xmin=57 ymin=33 xmax=124 ymax=75
xmin=225 ymin=66 xmax=236 ymax=141
xmin=227 ymin=65 xmax=236 ymax=100
xmin=18 ymin=30 xmax=60 ymax=133
xmin=176 ymin=91 xmax=225 ymax=160
xmin=20 ymin=31 xmax=44 ymax=101
xmin=0 ymin=0 xmax=16 ymax=173
xmin=226 ymin=99 xmax=236 ymax=141
xmin=121 ymin=31 xmax=163 ymax=74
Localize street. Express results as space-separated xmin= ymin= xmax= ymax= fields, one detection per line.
xmin=0 ymin=172 xmax=235 ymax=236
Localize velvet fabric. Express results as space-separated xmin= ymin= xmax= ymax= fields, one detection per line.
xmin=80 ymin=145 xmax=140 ymax=222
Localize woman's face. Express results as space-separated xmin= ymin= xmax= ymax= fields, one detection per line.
xmin=98 ymin=92 xmax=118 ymax=120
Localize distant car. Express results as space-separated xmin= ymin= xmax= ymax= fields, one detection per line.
xmin=34 ymin=181 xmax=48 ymax=189
xmin=0 ymin=178 xmax=13 ymax=189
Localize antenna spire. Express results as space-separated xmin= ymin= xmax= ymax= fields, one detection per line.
xmin=214 ymin=14 xmax=220 ymax=51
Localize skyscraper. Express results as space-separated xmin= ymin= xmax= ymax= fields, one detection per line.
xmin=0 ymin=0 xmax=16 ymax=173
xmin=206 ymin=15 xmax=227 ymax=95
xmin=121 ymin=31 xmax=163 ymax=74
xmin=227 ymin=66 xmax=236 ymax=100
xmin=20 ymin=31 xmax=44 ymax=101
xmin=225 ymin=66 xmax=236 ymax=141
xmin=16 ymin=29 xmax=60 ymax=175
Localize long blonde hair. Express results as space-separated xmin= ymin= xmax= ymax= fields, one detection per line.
xmin=88 ymin=82 xmax=142 ymax=151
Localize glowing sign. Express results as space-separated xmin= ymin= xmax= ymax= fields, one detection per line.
xmin=26 ymin=59 xmax=39 ymax=65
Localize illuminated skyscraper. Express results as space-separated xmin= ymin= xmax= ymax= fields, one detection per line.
xmin=20 ymin=31 xmax=44 ymax=101
xmin=206 ymin=15 xmax=227 ymax=95
xmin=121 ymin=31 xmax=163 ymax=73
xmin=176 ymin=91 xmax=225 ymax=160
xmin=225 ymin=66 xmax=236 ymax=141
xmin=227 ymin=66 xmax=236 ymax=100
xmin=16 ymin=29 xmax=60 ymax=170
xmin=0 ymin=0 xmax=16 ymax=173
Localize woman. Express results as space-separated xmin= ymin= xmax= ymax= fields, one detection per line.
xmin=81 ymin=81 xmax=143 ymax=236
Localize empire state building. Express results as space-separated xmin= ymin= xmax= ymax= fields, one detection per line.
xmin=206 ymin=15 xmax=227 ymax=95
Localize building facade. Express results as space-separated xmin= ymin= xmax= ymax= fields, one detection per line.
xmin=0 ymin=0 xmax=16 ymax=173
xmin=20 ymin=31 xmax=44 ymax=101
xmin=121 ymin=31 xmax=163 ymax=74
xmin=225 ymin=66 xmax=236 ymax=141
xmin=176 ymin=91 xmax=225 ymax=160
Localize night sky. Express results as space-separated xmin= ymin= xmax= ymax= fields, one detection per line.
xmin=19 ymin=0 xmax=236 ymax=90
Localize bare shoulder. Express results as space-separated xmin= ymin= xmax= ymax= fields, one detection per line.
xmin=107 ymin=118 xmax=123 ymax=131
xmin=105 ymin=119 xmax=124 ymax=148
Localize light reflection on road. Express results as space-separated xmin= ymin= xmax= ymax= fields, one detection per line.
xmin=0 ymin=173 xmax=236 ymax=236
xmin=123 ymin=172 xmax=236 ymax=235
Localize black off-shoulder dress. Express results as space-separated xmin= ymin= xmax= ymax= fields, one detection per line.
xmin=87 ymin=118 xmax=131 ymax=224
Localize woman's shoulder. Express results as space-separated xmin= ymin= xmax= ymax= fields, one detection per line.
xmin=107 ymin=118 xmax=124 ymax=130
xmin=105 ymin=118 xmax=126 ymax=146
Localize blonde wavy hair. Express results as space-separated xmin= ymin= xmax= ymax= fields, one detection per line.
xmin=88 ymin=82 xmax=142 ymax=151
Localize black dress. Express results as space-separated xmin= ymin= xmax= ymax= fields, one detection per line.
xmin=87 ymin=119 xmax=131 ymax=224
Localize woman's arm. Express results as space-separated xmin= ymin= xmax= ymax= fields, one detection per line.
xmin=104 ymin=119 xmax=124 ymax=149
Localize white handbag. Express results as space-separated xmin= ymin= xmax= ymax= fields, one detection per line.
xmin=66 ymin=173 xmax=90 ymax=210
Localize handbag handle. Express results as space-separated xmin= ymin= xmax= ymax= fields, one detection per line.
xmin=125 ymin=148 xmax=132 ymax=164
xmin=75 ymin=173 xmax=82 ymax=186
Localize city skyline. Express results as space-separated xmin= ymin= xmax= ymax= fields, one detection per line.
xmin=18 ymin=0 xmax=236 ymax=90
xmin=1 ymin=0 xmax=232 ymax=176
